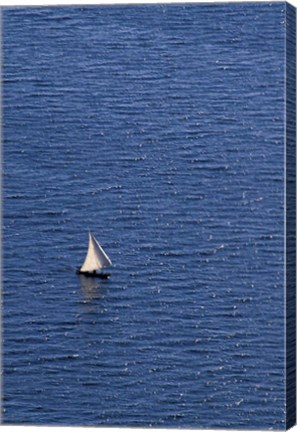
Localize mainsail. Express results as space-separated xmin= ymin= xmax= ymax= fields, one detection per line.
xmin=80 ymin=232 xmax=112 ymax=272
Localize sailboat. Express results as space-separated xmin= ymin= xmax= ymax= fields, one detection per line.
xmin=76 ymin=231 xmax=112 ymax=279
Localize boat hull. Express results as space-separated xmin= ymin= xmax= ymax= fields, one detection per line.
xmin=76 ymin=269 xmax=111 ymax=279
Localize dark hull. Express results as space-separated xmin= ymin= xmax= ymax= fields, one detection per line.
xmin=76 ymin=269 xmax=111 ymax=279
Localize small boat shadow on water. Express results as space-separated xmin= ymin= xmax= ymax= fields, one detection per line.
xmin=78 ymin=274 xmax=109 ymax=302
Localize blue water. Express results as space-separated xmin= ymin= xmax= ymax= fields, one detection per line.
xmin=3 ymin=3 xmax=287 ymax=429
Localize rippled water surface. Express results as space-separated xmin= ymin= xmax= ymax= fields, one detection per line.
xmin=3 ymin=3 xmax=287 ymax=429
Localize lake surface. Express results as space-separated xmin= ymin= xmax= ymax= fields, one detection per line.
xmin=2 ymin=3 xmax=287 ymax=429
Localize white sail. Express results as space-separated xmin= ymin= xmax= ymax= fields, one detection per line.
xmin=80 ymin=232 xmax=112 ymax=272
